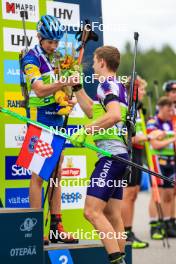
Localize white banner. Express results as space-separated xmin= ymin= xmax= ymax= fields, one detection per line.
xmin=3 ymin=28 xmax=38 ymax=52
xmin=5 ymin=124 xmax=27 ymax=148
xmin=46 ymin=1 xmax=80 ymax=27
xmin=61 ymin=186 xmax=86 ymax=210
xmin=2 ymin=0 xmax=39 ymax=22
xmin=61 ymin=155 xmax=87 ymax=179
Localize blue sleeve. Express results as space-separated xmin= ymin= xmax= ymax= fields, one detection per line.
xmin=21 ymin=53 xmax=40 ymax=72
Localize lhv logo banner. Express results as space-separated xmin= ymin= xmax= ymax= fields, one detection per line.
xmin=3 ymin=28 xmax=38 ymax=52
xmin=46 ymin=1 xmax=80 ymax=27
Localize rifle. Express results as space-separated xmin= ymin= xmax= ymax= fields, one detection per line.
xmin=19 ymin=10 xmax=29 ymax=109
xmin=126 ymin=32 xmax=139 ymax=181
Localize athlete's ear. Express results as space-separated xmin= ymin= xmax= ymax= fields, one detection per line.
xmin=100 ymin=58 xmax=105 ymax=68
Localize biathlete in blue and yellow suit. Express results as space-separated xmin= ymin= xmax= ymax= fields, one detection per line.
xmin=22 ymin=15 xmax=79 ymax=244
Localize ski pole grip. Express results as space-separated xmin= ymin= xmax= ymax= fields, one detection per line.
xmin=20 ymin=10 xmax=28 ymax=20
xmin=134 ymin=32 xmax=139 ymax=41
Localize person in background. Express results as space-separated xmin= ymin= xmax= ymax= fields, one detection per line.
xmin=147 ymin=96 xmax=176 ymax=239
xmin=163 ymin=81 xmax=176 ymax=229
xmin=122 ymin=76 xmax=150 ymax=249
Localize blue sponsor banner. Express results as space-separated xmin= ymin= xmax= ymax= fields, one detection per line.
xmin=64 ymin=125 xmax=82 ymax=147
xmin=48 ymin=249 xmax=74 ymax=264
xmin=4 ymin=60 xmax=20 ymax=84
xmin=5 ymin=156 xmax=31 ymax=180
xmin=51 ymin=125 xmax=82 ymax=147
xmin=5 ymin=188 xmax=44 ymax=208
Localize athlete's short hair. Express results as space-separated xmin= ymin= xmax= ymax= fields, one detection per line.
xmin=94 ymin=46 xmax=120 ymax=72
xmin=157 ymin=96 xmax=173 ymax=107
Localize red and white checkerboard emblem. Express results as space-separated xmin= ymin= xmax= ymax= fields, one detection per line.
xmin=35 ymin=140 xmax=53 ymax=158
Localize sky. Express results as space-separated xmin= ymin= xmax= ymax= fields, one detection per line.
xmin=102 ymin=0 xmax=176 ymax=52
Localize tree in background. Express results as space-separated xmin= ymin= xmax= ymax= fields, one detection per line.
xmin=119 ymin=43 xmax=176 ymax=110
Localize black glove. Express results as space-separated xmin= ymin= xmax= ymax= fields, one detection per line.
xmin=72 ymin=84 xmax=83 ymax=92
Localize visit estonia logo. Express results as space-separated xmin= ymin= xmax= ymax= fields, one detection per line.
xmin=20 ymin=218 xmax=37 ymax=232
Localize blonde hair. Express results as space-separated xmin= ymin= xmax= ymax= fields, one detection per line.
xmin=125 ymin=75 xmax=148 ymax=90
xmin=137 ymin=76 xmax=148 ymax=88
